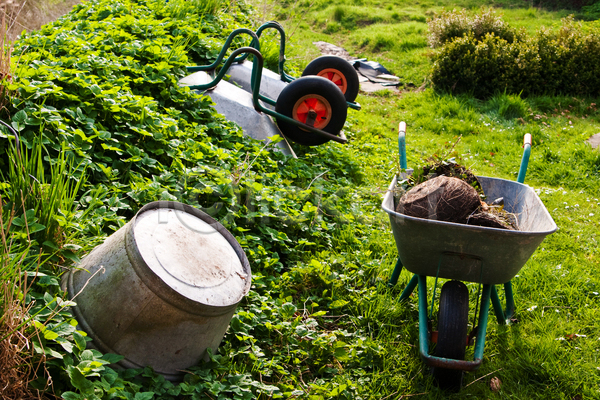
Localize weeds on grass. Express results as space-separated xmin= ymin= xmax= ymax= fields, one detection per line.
xmin=0 ymin=206 xmax=46 ymax=400
xmin=161 ymin=0 xmax=224 ymax=19
xmin=1 ymin=133 xmax=87 ymax=260
xmin=0 ymin=11 xmax=13 ymax=116
xmin=484 ymin=92 xmax=531 ymax=121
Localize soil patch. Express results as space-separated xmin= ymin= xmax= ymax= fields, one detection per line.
xmin=395 ymin=161 xmax=517 ymax=230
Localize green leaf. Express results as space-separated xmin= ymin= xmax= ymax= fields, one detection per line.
xmin=58 ymin=338 xmax=74 ymax=353
xmin=62 ymin=391 xmax=84 ymax=400
xmin=67 ymin=365 xmax=94 ymax=392
xmin=329 ymin=299 xmax=349 ymax=309
xmin=73 ymin=331 xmax=87 ymax=352
xmin=28 ymin=223 xmax=46 ymax=234
xmin=12 ymin=110 xmax=27 ymax=131
xmin=80 ymin=349 xmax=94 ymax=361
xmin=89 ymin=84 xmax=102 ymax=95
xmin=101 ymin=353 xmax=125 ymax=364
xmin=43 ymin=240 xmax=59 ymax=250
xmin=333 ymin=341 xmax=349 ymax=361
xmin=134 ymin=392 xmax=155 ymax=400
xmin=43 ymin=329 xmax=59 ymax=341
xmin=43 ymin=292 xmax=54 ymax=305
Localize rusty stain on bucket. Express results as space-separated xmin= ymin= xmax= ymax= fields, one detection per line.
xmin=65 ymin=201 xmax=251 ymax=380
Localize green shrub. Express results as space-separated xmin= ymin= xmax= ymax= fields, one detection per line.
xmin=427 ymin=8 xmax=516 ymax=48
xmin=581 ymin=1 xmax=600 ymax=19
xmin=431 ymin=15 xmax=600 ymax=98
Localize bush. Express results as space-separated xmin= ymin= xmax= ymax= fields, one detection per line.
xmin=581 ymin=1 xmax=600 ymax=19
xmin=431 ymin=14 xmax=600 ymax=98
xmin=427 ymin=8 xmax=516 ymax=48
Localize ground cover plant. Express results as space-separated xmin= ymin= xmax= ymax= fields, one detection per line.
xmin=1 ymin=0 xmax=600 ymax=399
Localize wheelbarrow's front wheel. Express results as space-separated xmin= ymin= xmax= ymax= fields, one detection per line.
xmin=275 ymin=76 xmax=347 ymax=146
xmin=302 ymin=55 xmax=360 ymax=103
xmin=433 ymin=280 xmax=469 ymax=391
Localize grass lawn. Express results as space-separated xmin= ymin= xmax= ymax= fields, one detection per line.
xmin=249 ymin=0 xmax=600 ymax=397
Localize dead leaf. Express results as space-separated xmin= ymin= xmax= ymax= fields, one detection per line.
xmin=490 ymin=376 xmax=502 ymax=392
xmin=565 ymin=334 xmax=587 ymax=341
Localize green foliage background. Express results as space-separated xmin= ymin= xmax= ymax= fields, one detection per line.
xmin=430 ymin=11 xmax=600 ymax=98
xmin=1 ymin=0 xmax=600 ymax=399
xmin=1 ymin=0 xmax=381 ymax=398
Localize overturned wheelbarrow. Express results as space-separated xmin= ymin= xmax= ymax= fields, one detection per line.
xmin=225 ymin=21 xmax=361 ymax=107
xmin=180 ymin=23 xmax=359 ymax=149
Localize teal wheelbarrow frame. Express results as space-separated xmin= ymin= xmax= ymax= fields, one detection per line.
xmin=188 ymin=21 xmax=361 ymax=111
xmin=185 ymin=29 xmax=350 ymax=146
xmin=382 ymin=125 xmax=557 ymax=389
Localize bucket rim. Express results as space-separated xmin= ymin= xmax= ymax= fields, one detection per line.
xmin=125 ymin=201 xmax=252 ymax=315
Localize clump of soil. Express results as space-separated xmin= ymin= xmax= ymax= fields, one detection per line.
xmin=396 ymin=176 xmax=481 ymax=223
xmin=395 ymin=160 xmax=518 ymax=230
xmin=420 ymin=160 xmax=481 ymax=192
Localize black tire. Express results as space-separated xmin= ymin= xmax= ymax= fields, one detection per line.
xmin=275 ymin=76 xmax=347 ymax=146
xmin=433 ymin=280 xmax=469 ymax=391
xmin=302 ymin=56 xmax=360 ymax=103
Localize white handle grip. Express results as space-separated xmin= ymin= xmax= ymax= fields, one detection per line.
xmin=399 ymin=121 xmax=406 ymax=135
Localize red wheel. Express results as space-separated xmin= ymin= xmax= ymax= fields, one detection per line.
xmin=275 ymin=76 xmax=347 ymax=146
xmin=302 ymin=56 xmax=359 ymax=103
xmin=315 ymin=68 xmax=348 ymax=95
xmin=292 ymin=94 xmax=332 ymax=130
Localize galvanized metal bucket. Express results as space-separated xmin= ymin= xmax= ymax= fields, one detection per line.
xmin=65 ymin=201 xmax=251 ymax=380
xmin=382 ymin=175 xmax=557 ymax=284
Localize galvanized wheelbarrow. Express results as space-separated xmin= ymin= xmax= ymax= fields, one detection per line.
xmin=182 ymin=22 xmax=359 ymax=147
xmin=381 ymin=123 xmax=557 ymax=389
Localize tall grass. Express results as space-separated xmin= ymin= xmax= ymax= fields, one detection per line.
xmin=0 ymin=11 xmax=13 ymax=117
xmin=1 ymin=0 xmax=82 ymax=42
xmin=0 ymin=214 xmax=45 ymax=399
xmin=0 ymin=132 xmax=86 ymax=397
xmin=162 ymin=0 xmax=224 ymax=19
xmin=3 ymin=134 xmax=87 ymax=253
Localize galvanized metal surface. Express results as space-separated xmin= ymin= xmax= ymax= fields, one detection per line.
xmin=228 ymin=61 xmax=287 ymax=109
xmin=382 ymin=175 xmax=557 ymax=284
xmin=66 ymin=201 xmax=251 ymax=380
xmin=178 ymin=71 xmax=296 ymax=157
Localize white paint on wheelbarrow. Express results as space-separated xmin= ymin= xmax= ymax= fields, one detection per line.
xmin=228 ymin=61 xmax=287 ymax=110
xmin=179 ymin=71 xmax=295 ymax=157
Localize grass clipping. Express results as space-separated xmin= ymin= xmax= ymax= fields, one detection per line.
xmin=395 ymin=160 xmax=518 ymax=230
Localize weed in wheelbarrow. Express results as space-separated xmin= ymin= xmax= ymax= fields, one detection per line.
xmin=394 ymin=158 xmax=518 ymax=230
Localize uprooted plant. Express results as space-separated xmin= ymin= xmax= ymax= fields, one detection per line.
xmin=394 ymin=138 xmax=518 ymax=229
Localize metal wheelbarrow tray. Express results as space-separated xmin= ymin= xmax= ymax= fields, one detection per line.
xmin=381 ymin=128 xmax=557 ymax=389
xmin=382 ymin=174 xmax=557 ymax=285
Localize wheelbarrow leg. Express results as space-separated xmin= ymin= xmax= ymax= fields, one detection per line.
xmin=490 ymin=286 xmax=506 ymax=325
xmin=388 ymin=258 xmax=403 ymax=287
xmin=388 ymin=257 xmax=418 ymax=301
xmin=490 ymin=282 xmax=516 ymax=325
xmin=503 ymin=281 xmax=516 ymax=320
xmin=399 ymin=274 xmax=419 ymax=302
xmin=473 ymin=284 xmax=493 ymax=361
